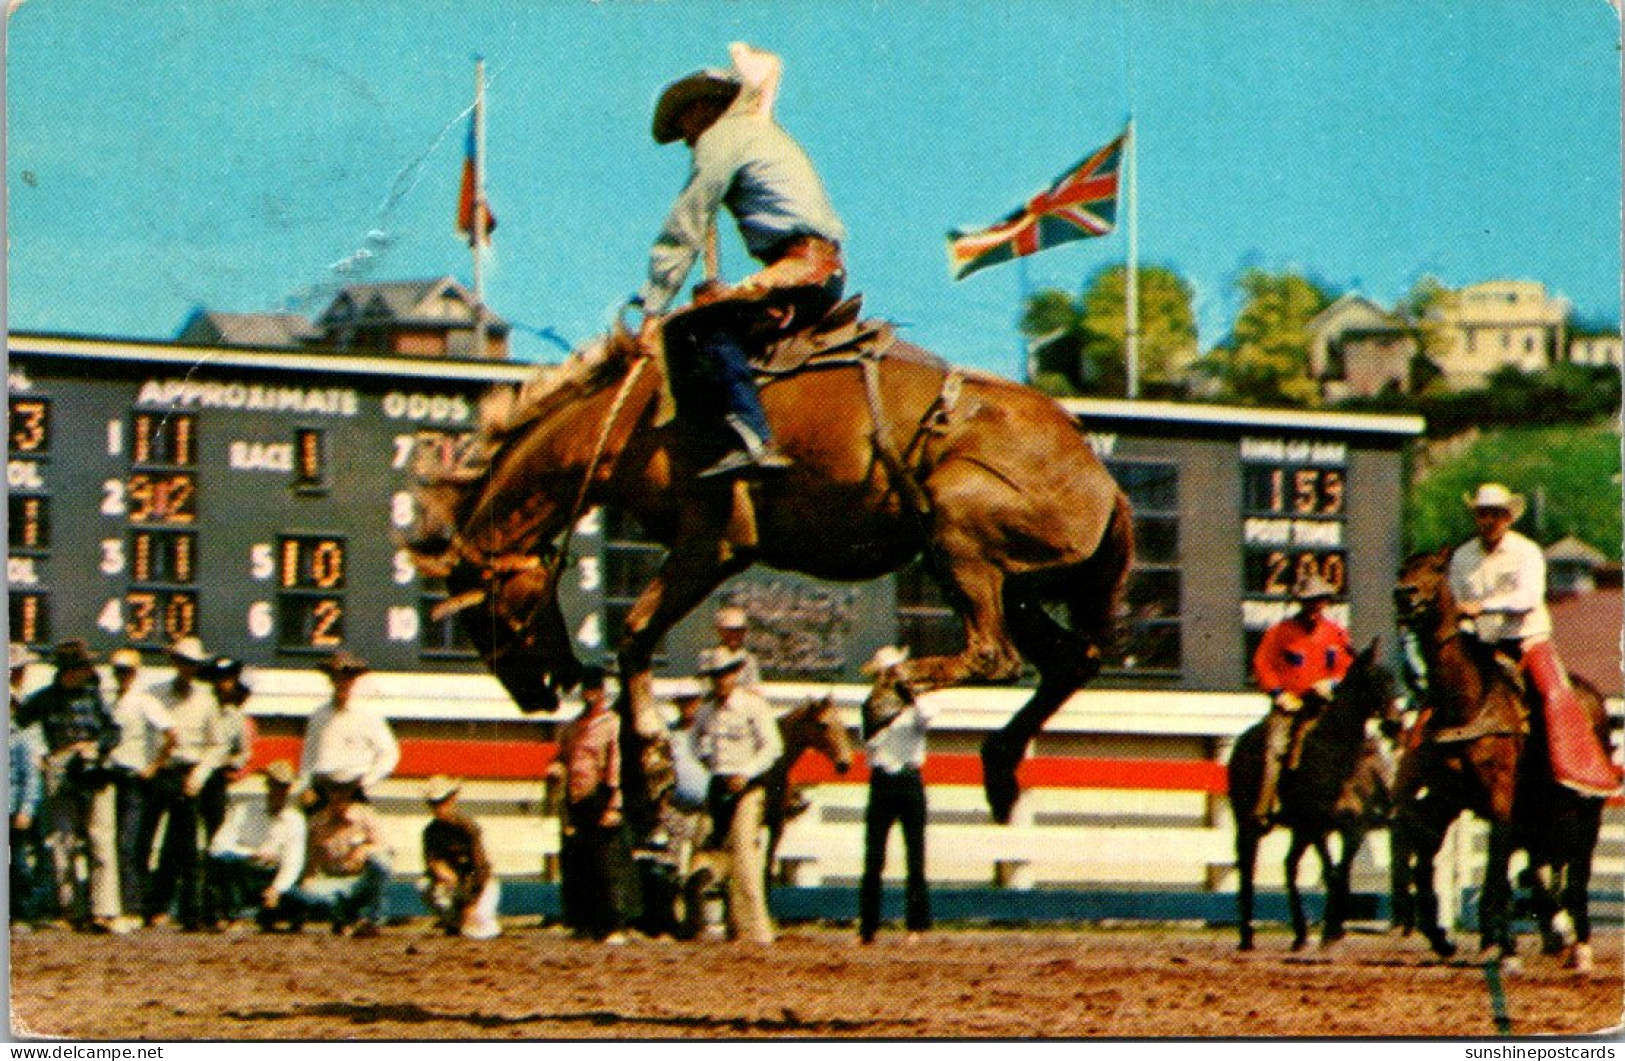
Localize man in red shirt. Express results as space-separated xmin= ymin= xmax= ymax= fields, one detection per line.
xmin=1251 ymin=572 xmax=1355 ymax=826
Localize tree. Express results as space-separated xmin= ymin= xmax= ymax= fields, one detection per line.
xmin=1395 ymin=274 xmax=1458 ymax=373
xmin=1196 ymin=268 xmax=1333 ymax=406
xmin=1020 ymin=264 xmax=1198 ymax=397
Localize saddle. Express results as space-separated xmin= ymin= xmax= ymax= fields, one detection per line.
xmin=750 ymin=296 xmax=896 ymax=377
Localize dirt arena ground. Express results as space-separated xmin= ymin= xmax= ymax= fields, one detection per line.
xmin=9 ymin=923 xmax=1622 ymax=1040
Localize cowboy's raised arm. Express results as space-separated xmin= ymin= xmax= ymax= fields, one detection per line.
xmin=638 ymin=133 xmax=741 ymax=315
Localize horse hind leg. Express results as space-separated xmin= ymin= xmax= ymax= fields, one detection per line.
xmin=1235 ymin=825 xmax=1262 ymax=951
xmin=1285 ymin=832 xmax=1313 ymax=951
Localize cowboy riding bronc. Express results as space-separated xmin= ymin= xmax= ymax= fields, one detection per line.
xmin=628 ymin=42 xmax=847 ymax=479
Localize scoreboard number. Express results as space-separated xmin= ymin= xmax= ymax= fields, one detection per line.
xmin=8 ymin=397 xmax=50 ymax=454
xmin=386 ymin=606 xmax=420 ymax=641
xmin=248 ymin=601 xmax=274 ymax=639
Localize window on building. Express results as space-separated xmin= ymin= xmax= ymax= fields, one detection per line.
xmin=1108 ymin=461 xmax=1182 ymax=674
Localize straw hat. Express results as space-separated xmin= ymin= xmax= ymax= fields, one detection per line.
xmin=261 ymin=760 xmax=296 ymax=788
xmin=109 ymin=648 xmax=143 ymax=671
xmin=1292 ymin=572 xmax=1338 ymax=602
xmin=651 ymin=68 xmax=741 ymax=144
xmin=1464 ymin=482 xmax=1527 ymax=520
xmin=10 ymin=643 xmax=39 ymax=671
xmin=166 ymin=636 xmax=208 ymax=664
xmin=424 ymin=775 xmax=461 ymax=804
xmin=714 ymin=605 xmax=749 ymax=631
xmin=697 ymin=647 xmax=748 ymax=677
xmin=318 ymin=651 xmax=370 ymax=677
xmin=861 ymin=645 xmax=911 ymax=676
xmin=668 ymin=677 xmax=707 ymax=701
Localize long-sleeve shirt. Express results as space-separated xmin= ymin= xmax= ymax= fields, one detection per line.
xmin=217 ymin=706 xmax=256 ymax=776
xmin=864 ymin=689 xmax=938 ymax=775
xmin=19 ymin=681 xmax=118 ymax=760
xmin=108 ymin=686 xmax=175 ymax=773
xmin=151 ymin=679 xmax=224 ymax=771
xmin=639 ymin=108 xmax=845 ymax=314
xmin=9 ymin=723 xmax=45 ymax=818
xmin=697 ymin=688 xmax=782 ymax=781
xmin=305 ymin=802 xmax=388 ymax=878
xmin=1253 ymin=614 xmax=1355 ymax=698
xmin=299 ymin=700 xmax=400 ymax=789
xmin=1449 ymin=529 xmax=1551 ymax=644
xmin=211 ymin=801 xmax=307 ymax=898
xmin=557 ymin=709 xmax=621 ymax=817
xmin=422 ymin=812 xmax=492 ymax=894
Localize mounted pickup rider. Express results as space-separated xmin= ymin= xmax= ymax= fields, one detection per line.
xmin=629 ymin=43 xmax=847 ymax=479
xmin=1449 ymin=482 xmax=1620 ymax=797
xmin=1251 ymin=571 xmax=1355 ymax=827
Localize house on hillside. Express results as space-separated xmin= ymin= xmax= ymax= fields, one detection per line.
xmin=315 ymin=277 xmax=510 ymax=359
xmin=1568 ymin=328 xmax=1623 ymax=369
xmin=1306 ymin=294 xmax=1420 ymax=400
xmin=1425 ymin=280 xmax=1568 ymax=388
xmin=1546 ymin=535 xmax=1614 ymax=597
xmin=173 ymin=277 xmax=511 ymax=359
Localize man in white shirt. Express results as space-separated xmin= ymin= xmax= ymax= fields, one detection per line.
xmin=145 ymin=636 xmax=223 ymax=929
xmin=106 ymin=648 xmax=175 ymax=933
xmin=695 ymin=647 xmax=782 ymax=944
xmin=1450 ymin=483 xmax=1619 ymax=796
xmin=202 ymin=759 xmax=306 ymax=932
xmin=299 ymin=652 xmax=400 ymax=800
xmin=857 ymin=646 xmax=935 ymax=944
xmin=711 ymin=607 xmax=763 ymax=691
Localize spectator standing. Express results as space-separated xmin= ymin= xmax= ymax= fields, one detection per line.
xmin=419 ymin=776 xmax=501 ymax=939
xmin=293 ymin=774 xmax=390 ymax=937
xmin=694 ymin=647 xmax=781 ymax=945
xmin=9 ymin=644 xmax=48 ymax=928
xmin=19 ymin=640 xmax=120 ymax=932
xmin=553 ymin=666 xmax=641 ymax=943
xmin=203 ymin=759 xmax=307 ymax=932
xmin=144 ymin=636 xmax=224 ymax=930
xmin=857 ymin=646 xmax=935 ymax=945
xmin=299 ymin=652 xmax=398 ymax=800
xmin=198 ymin=656 xmax=256 ymax=846
xmin=105 ymin=648 xmax=175 ymax=933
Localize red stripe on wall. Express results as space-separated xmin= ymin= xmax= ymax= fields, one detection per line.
xmin=248 ymin=738 xmax=1227 ymax=793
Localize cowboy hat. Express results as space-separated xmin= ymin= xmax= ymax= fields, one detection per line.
xmin=860 ymin=645 xmax=911 ymax=676
xmin=51 ymin=639 xmax=99 ymax=670
xmin=697 ymin=647 xmax=748 ymax=677
xmin=9 ymin=643 xmax=39 ymax=671
xmin=205 ymin=656 xmax=245 ymax=681
xmin=318 ymin=651 xmax=370 ymax=677
xmin=424 ymin=775 xmax=461 ymax=804
xmin=1464 ymin=482 xmax=1527 ymax=520
xmin=166 ymin=636 xmax=208 ymax=664
xmin=1292 ymin=571 xmax=1338 ymax=602
xmin=714 ymin=605 xmax=749 ymax=630
xmin=109 ymin=648 xmax=143 ymax=671
xmin=651 ymin=68 xmax=741 ymax=144
xmin=668 ymin=677 xmax=707 ymax=701
xmin=261 ymin=760 xmax=297 ymax=788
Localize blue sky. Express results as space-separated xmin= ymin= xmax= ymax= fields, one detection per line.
xmin=7 ymin=0 xmax=1621 ymax=375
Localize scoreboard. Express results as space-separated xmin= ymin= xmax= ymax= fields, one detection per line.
xmin=8 ymin=333 xmax=1422 ymax=693
xmin=7 ymin=334 xmax=537 ymax=671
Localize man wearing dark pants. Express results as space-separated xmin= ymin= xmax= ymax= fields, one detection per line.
xmin=857 ymin=646 xmax=934 ymax=945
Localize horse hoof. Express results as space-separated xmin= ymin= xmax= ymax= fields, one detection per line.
xmin=980 ymin=745 xmax=1019 ymax=824
xmin=1565 ymin=943 xmax=1594 ymax=974
xmin=1426 ymin=933 xmax=1457 ymax=959
xmin=1290 ymin=937 xmax=1308 ymax=953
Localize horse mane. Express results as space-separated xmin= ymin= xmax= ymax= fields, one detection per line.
xmin=480 ymin=330 xmax=642 ymax=444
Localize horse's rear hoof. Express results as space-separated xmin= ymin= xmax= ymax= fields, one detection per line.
xmin=981 ymin=743 xmax=1020 ymax=824
xmin=1426 ymin=931 xmax=1457 ymax=959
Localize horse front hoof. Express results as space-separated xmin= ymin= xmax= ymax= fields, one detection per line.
xmin=1425 ymin=931 xmax=1457 ymax=959
xmin=1290 ymin=936 xmax=1308 ymax=953
xmin=1565 ymin=942 xmax=1595 ymax=974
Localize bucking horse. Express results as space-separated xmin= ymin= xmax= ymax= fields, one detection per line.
xmin=403 ymin=300 xmax=1132 ymax=832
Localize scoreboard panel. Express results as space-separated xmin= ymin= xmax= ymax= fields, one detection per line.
xmin=7 ymin=336 xmax=538 ymax=671
xmin=9 ymin=335 xmax=1422 ymax=694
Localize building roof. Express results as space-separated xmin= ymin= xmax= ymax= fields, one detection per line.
xmin=1549 ymin=587 xmax=1623 ymax=698
xmin=316 ymin=276 xmax=508 ymax=332
xmin=1545 ymin=535 xmax=1610 ymax=567
xmin=1308 ymin=293 xmax=1404 ymax=333
xmin=176 ymin=310 xmax=320 ymax=349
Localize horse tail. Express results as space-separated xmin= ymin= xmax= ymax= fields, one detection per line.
xmin=1067 ymin=489 xmax=1135 ymax=654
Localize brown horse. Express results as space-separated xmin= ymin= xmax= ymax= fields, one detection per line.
xmin=1389 ymin=548 xmax=1609 ymax=969
xmin=406 ymin=318 xmax=1132 ymax=828
xmin=1227 ymin=640 xmax=1399 ymax=951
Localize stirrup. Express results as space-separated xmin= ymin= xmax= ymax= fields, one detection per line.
xmin=698 ymin=450 xmax=756 ymax=479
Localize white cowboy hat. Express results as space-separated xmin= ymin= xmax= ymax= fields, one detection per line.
xmin=9 ymin=643 xmax=38 ymax=670
xmin=668 ymin=677 xmax=707 ymax=700
xmin=713 ymin=605 xmax=749 ymax=630
xmin=651 ymin=68 xmax=741 ymax=145
xmin=1464 ymin=482 xmax=1527 ymax=520
xmin=166 ymin=636 xmax=208 ymax=664
xmin=697 ymin=647 xmax=748 ymax=677
xmin=424 ymin=775 xmax=461 ymax=804
xmin=1292 ymin=571 xmax=1338 ymax=602
xmin=861 ymin=645 xmax=911 ymax=675
xmin=109 ymin=648 xmax=143 ymax=671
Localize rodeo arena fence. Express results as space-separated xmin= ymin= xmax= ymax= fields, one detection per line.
xmin=48 ymin=664 xmax=1612 ymax=934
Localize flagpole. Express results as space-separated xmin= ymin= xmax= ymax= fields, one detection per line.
xmin=1016 ymin=255 xmax=1033 ymax=382
xmin=1124 ymin=117 xmax=1140 ymax=399
xmin=472 ymin=58 xmax=489 ymax=359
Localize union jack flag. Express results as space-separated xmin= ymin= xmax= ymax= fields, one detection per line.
xmin=947 ymin=129 xmax=1125 ymax=281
